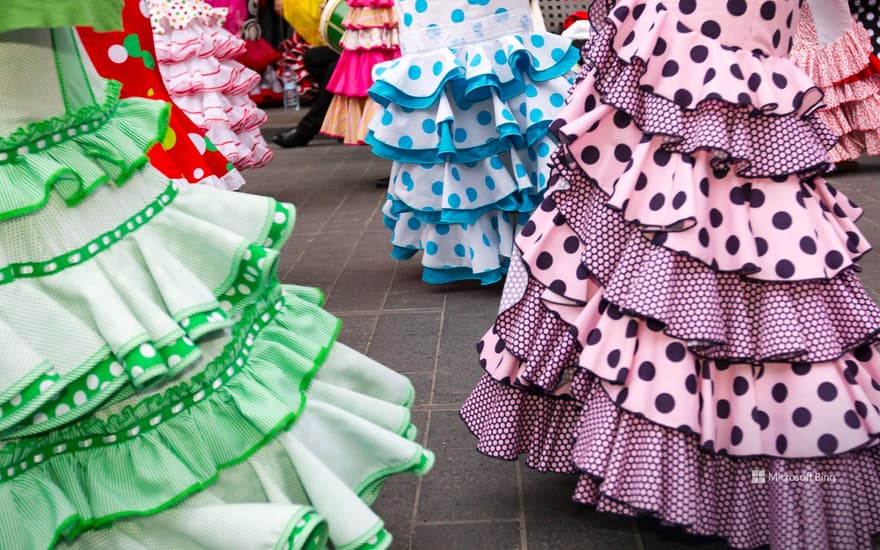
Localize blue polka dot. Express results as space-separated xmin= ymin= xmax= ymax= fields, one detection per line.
xmin=501 ymin=109 xmax=514 ymax=121
xmin=402 ymin=172 xmax=415 ymax=190
xmin=482 ymin=234 xmax=491 ymax=247
xmin=551 ymin=48 xmax=566 ymax=61
xmin=485 ymin=175 xmax=496 ymax=190
xmin=469 ymin=54 xmax=482 ymax=67
xmin=422 ymin=119 xmax=436 ymax=133
xmin=466 ymin=188 xmax=478 ymax=201
xmin=454 ymin=128 xmax=468 ymax=143
xmin=381 ymin=111 xmax=393 ymax=125
xmin=448 ymin=193 xmax=461 ymax=208
xmin=436 ymin=224 xmax=450 ymax=235
xmin=414 ymin=0 xmax=428 ymax=12
xmin=403 ymin=13 xmax=413 ymax=26
xmin=375 ymin=66 xmax=387 ymax=76
xmin=530 ymin=34 xmax=545 ymax=47
xmin=529 ymin=108 xmax=544 ymax=123
xmin=431 ymin=181 xmax=443 ymax=195
xmin=490 ymin=217 xmax=499 ymax=230
xmin=537 ymin=142 xmax=551 ymax=157
xmin=494 ymin=8 xmax=509 ymax=21
xmin=519 ymin=103 xmax=528 ymax=116
xmin=407 ymin=217 xmax=421 ymax=230
xmin=515 ymin=164 xmax=527 ymax=177
xmin=489 ymin=157 xmax=504 ymax=170
xmin=425 ymin=241 xmax=438 ymax=255
xmin=454 ymin=244 xmax=466 ymax=257
xmin=451 ymin=9 xmax=464 ymax=22
xmin=524 ymin=84 xmax=538 ymax=98
xmin=432 ymin=61 xmax=444 ymax=75
xmin=398 ymin=135 xmax=413 ymax=148
xmin=494 ymin=50 xmax=508 ymax=64
xmin=476 ymin=111 xmax=492 ymax=126
xmin=469 ymin=247 xmax=475 ymax=259
xmin=451 ymin=167 xmax=461 ymax=180
xmin=408 ymin=66 xmax=422 ymax=79
xmin=549 ymin=93 xmax=564 ymax=107
xmin=539 ymin=173 xmax=547 ymax=187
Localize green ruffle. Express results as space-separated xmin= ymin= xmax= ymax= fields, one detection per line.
xmin=0 ymin=81 xmax=169 ymax=221
xmin=0 ymin=284 xmax=433 ymax=549
xmin=1 ymin=0 xmax=124 ymax=34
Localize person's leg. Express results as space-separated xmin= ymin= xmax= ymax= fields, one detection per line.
xmin=274 ymin=46 xmax=340 ymax=147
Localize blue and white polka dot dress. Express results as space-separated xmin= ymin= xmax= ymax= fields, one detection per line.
xmin=367 ymin=0 xmax=579 ymax=285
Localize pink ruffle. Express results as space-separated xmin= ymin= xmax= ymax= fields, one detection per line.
xmin=340 ymin=27 xmax=400 ymax=51
xmin=461 ymin=375 xmax=880 ymax=550
xmin=594 ymin=0 xmax=824 ymax=117
xmin=174 ymin=92 xmax=268 ymax=133
xmin=327 ymin=48 xmax=399 ymax=97
xmin=320 ymin=96 xmax=381 ymax=145
xmin=343 ymin=6 xmax=398 ymax=29
xmin=832 ymin=131 xmax=880 ymax=163
xmin=148 ymin=0 xmax=227 ymax=34
xmin=206 ymin=125 xmax=273 ymax=170
xmin=161 ymin=57 xmax=260 ymax=96
xmin=346 ymin=0 xmax=393 ymax=7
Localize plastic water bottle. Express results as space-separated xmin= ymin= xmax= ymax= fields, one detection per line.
xmin=281 ymin=67 xmax=300 ymax=111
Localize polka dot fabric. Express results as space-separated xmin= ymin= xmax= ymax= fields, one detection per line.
xmin=462 ymin=0 xmax=880 ymax=546
xmin=462 ymin=374 xmax=880 ymax=550
xmin=366 ymin=0 xmax=579 ymax=284
xmin=850 ymin=0 xmax=880 ymax=55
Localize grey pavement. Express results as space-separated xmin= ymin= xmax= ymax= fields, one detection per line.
xmin=253 ymin=109 xmax=880 ymax=550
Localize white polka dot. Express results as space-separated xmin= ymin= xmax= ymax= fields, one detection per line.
xmin=10 ymin=394 xmax=21 ymax=407
xmin=87 ymin=374 xmax=100 ymax=390
xmin=193 ymin=390 xmax=206 ymax=402
xmin=264 ymin=238 xmax=273 ymax=247
xmin=171 ymin=403 xmax=184 ymax=414
xmin=274 ymin=211 xmax=287 ymax=224
xmin=181 ymin=318 xmax=190 ymax=328
xmin=69 ymin=253 xmax=81 ymax=264
xmin=55 ymin=404 xmax=70 ymax=416
xmin=39 ymin=380 xmax=54 ymax=393
xmin=220 ymin=301 xmax=232 ymax=311
xmin=188 ymin=133 xmax=207 ymax=154
xmin=102 ymin=435 xmax=117 ymax=443
xmin=44 ymin=262 xmax=57 ymax=273
xmin=243 ymin=249 xmax=253 ymax=260
xmin=33 ymin=413 xmax=48 ymax=424
xmin=6 ymin=468 xmax=14 ymax=476
xmin=73 ymin=391 xmax=87 ymax=406
xmin=87 ymin=243 xmax=99 ymax=254
xmin=212 ymin=378 xmax=223 ymax=389
xmin=127 ymin=426 xmax=140 ymax=437
xmin=139 ymin=344 xmax=157 ymax=358
xmin=237 ymin=284 xmax=251 ymax=295
xmin=193 ymin=168 xmax=205 ymax=180
xmin=19 ymin=266 xmax=33 ymax=275
xmin=149 ymin=415 xmax=162 ymax=426
xmin=145 ymin=207 xmax=154 ymax=218
xmin=79 ymin=438 xmax=93 ymax=448
xmin=168 ymin=355 xmax=181 ymax=367
xmin=130 ymin=366 xmax=145 ymax=378
xmin=183 ymin=337 xmax=194 ymax=346
xmin=107 ymin=44 xmax=129 ymax=63
xmin=33 ymin=454 xmax=44 ymax=463
xmin=109 ymin=362 xmax=124 ymax=377
xmin=53 ymin=444 xmax=67 ymax=454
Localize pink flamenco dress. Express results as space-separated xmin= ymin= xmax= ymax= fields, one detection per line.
xmin=148 ymin=0 xmax=274 ymax=170
xmin=792 ymin=0 xmax=880 ymax=163
xmin=462 ymin=1 xmax=880 ymax=548
xmin=320 ymin=0 xmax=400 ymax=145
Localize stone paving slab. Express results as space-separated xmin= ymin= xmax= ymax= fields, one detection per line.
xmin=250 ymin=110 xmax=880 ymax=549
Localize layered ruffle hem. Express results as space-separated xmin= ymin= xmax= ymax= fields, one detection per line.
xmin=151 ymin=14 xmax=273 ymax=170
xmin=462 ymin=1 xmax=880 ymax=548
xmin=367 ymin=30 xmax=579 ymax=284
xmin=0 ymin=95 xmax=432 ymax=548
xmin=791 ymin=9 xmax=880 ymax=163
xmin=321 ymin=2 xmax=400 ymax=145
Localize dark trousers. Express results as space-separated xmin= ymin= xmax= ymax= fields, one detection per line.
xmin=297 ymin=46 xmax=340 ymax=138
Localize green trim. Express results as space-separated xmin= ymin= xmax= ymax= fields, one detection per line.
xmin=2 ymin=0 xmax=124 ymax=34
xmin=0 ymin=91 xmax=170 ymax=223
xmin=275 ymin=509 xmax=329 ymax=550
xmin=0 ymin=181 xmax=179 ymax=286
xmin=0 ymin=285 xmax=432 ymax=550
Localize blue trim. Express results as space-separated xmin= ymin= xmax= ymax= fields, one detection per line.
xmin=366 ymin=120 xmax=552 ymax=164
xmin=386 ymin=190 xmax=544 ymax=225
xmin=368 ymin=39 xmax=579 ymax=111
xmin=390 ymin=245 xmax=418 ymax=260
xmin=422 ymin=264 xmax=507 ymax=285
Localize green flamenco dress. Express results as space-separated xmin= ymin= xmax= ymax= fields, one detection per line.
xmin=0 ymin=11 xmax=432 ymax=550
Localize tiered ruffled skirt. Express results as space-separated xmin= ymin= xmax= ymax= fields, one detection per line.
xmin=152 ymin=16 xmax=273 ymax=170
xmin=462 ymin=1 xmax=880 ymax=548
xmin=321 ymin=0 xmax=399 ymax=145
xmin=0 ymin=70 xmax=431 ymax=550
xmin=792 ymin=10 xmax=880 ymax=163
xmin=367 ymin=23 xmax=580 ymax=284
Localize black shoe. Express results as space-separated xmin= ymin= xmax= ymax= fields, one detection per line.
xmin=273 ymin=128 xmax=312 ymax=148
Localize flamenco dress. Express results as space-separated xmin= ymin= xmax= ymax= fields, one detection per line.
xmin=321 ymin=0 xmax=400 ymax=145
xmin=462 ymin=1 xmax=880 ymax=548
xmin=78 ymin=0 xmax=246 ymax=190
xmin=148 ymin=0 xmax=274 ymax=170
xmin=0 ymin=5 xmax=433 ymax=550
xmin=366 ymin=0 xmax=580 ymax=285
xmin=792 ymin=0 xmax=880 ymax=163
